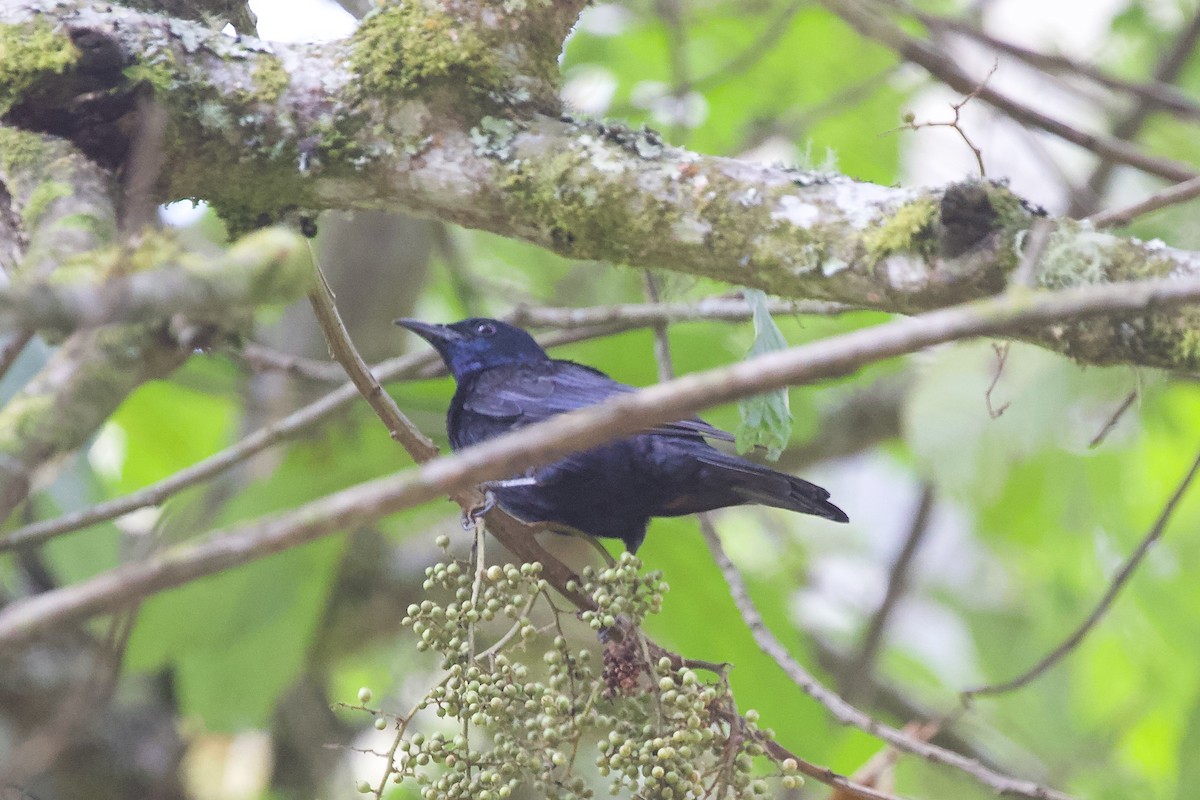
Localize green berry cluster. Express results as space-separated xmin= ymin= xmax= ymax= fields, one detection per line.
xmin=591 ymin=654 xmax=801 ymax=797
xmin=575 ymin=551 xmax=668 ymax=631
xmin=353 ymin=548 xmax=802 ymax=798
xmin=407 ymin=555 xmax=548 ymax=667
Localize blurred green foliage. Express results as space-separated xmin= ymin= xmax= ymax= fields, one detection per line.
xmin=8 ymin=0 xmax=1200 ymax=798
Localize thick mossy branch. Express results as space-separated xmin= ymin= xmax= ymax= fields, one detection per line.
xmin=4 ymin=2 xmax=1200 ymax=370
xmin=1030 ymin=222 xmax=1200 ymax=367
xmin=0 ymin=128 xmax=118 ymax=278
xmin=0 ymin=196 xmax=308 ymax=528
xmin=489 ymin=124 xmax=1187 ymax=320
xmin=0 ymin=323 xmax=189 ymax=522
xmin=0 ymin=130 xmax=310 ymax=527
xmin=2 ymin=4 xmax=330 ymax=233
xmin=0 ymin=227 xmax=314 ymax=333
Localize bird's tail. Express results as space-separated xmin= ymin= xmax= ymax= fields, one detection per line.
xmin=695 ymin=451 xmax=849 ymax=523
xmin=737 ymin=470 xmax=849 ymax=522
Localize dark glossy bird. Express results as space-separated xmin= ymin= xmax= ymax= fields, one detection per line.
xmin=396 ymin=317 xmax=848 ymax=552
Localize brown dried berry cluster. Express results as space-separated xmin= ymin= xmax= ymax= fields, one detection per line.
xmin=602 ymin=635 xmax=645 ymax=698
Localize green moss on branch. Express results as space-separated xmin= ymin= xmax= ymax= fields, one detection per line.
xmin=864 ymin=198 xmax=938 ymax=265
xmin=0 ymin=19 xmax=79 ymax=114
xmin=349 ymin=2 xmax=504 ymax=99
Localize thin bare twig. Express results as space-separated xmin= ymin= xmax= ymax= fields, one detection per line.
xmin=641 ymin=272 xmax=676 ymax=383
xmin=305 ymin=245 xmax=596 ymax=613
xmin=0 ymin=355 xmax=431 ymax=554
xmin=908 ymin=6 xmax=1200 ymax=122
xmin=0 ymin=330 xmax=33 ymax=384
xmin=697 ymin=516 xmax=1074 ymax=800
xmin=1087 ymin=175 xmax=1200 ymax=229
xmin=746 ymin=716 xmax=910 ymax=800
xmin=811 ymin=634 xmax=1034 ymax=773
xmin=4 ymin=275 xmax=1200 ymax=639
xmin=962 ymin=446 xmax=1200 ymax=700
xmin=510 ymin=297 xmax=852 ymax=329
xmin=306 ymin=251 xmax=437 ymax=459
xmin=237 ymin=296 xmax=845 ymax=385
xmin=843 ymin=485 xmax=935 ymax=703
xmin=894 ymin=63 xmax=996 ymax=177
xmin=5 ymin=277 xmax=1200 ymax=797
xmin=0 ymin=320 xmax=679 ymax=552
xmin=1069 ymin=8 xmax=1200 ymax=217
xmin=1087 ymin=388 xmax=1139 ymax=449
xmin=821 ymin=0 xmax=1200 ymax=183
xmin=828 ymin=722 xmax=941 ymax=800
xmin=235 ymin=342 xmax=349 ymax=382
xmin=984 ymin=342 xmax=1011 ymax=419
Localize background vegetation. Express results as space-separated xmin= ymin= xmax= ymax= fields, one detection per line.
xmin=3 ymin=0 xmax=1200 ymax=799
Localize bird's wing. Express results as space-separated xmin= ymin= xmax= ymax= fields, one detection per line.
xmin=656 ymin=418 xmax=736 ymax=442
xmin=462 ymin=361 xmax=625 ymax=421
xmin=463 ymin=360 xmax=734 ymax=441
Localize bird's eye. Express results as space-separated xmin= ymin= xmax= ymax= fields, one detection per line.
xmin=475 ymin=322 xmax=497 ymax=336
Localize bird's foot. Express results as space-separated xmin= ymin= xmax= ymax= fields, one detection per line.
xmin=461 ymin=490 xmax=496 ymax=530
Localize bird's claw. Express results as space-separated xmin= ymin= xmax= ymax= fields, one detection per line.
xmin=461 ymin=490 xmax=497 ymax=530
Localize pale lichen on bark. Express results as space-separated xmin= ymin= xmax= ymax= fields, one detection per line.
xmin=2 ymin=1 xmax=1200 ymax=369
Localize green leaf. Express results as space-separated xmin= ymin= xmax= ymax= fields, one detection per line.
xmin=99 ymin=379 xmax=236 ymax=494
xmin=125 ymin=534 xmax=342 ymax=730
xmin=736 ymin=289 xmax=791 ymax=459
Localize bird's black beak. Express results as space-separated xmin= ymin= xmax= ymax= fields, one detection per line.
xmin=393 ymin=318 xmax=464 ymax=346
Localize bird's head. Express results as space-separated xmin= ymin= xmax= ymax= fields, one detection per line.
xmin=394 ymin=317 xmax=549 ymax=379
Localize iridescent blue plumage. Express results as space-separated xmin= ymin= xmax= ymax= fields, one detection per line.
xmin=396 ymin=317 xmax=848 ymax=552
